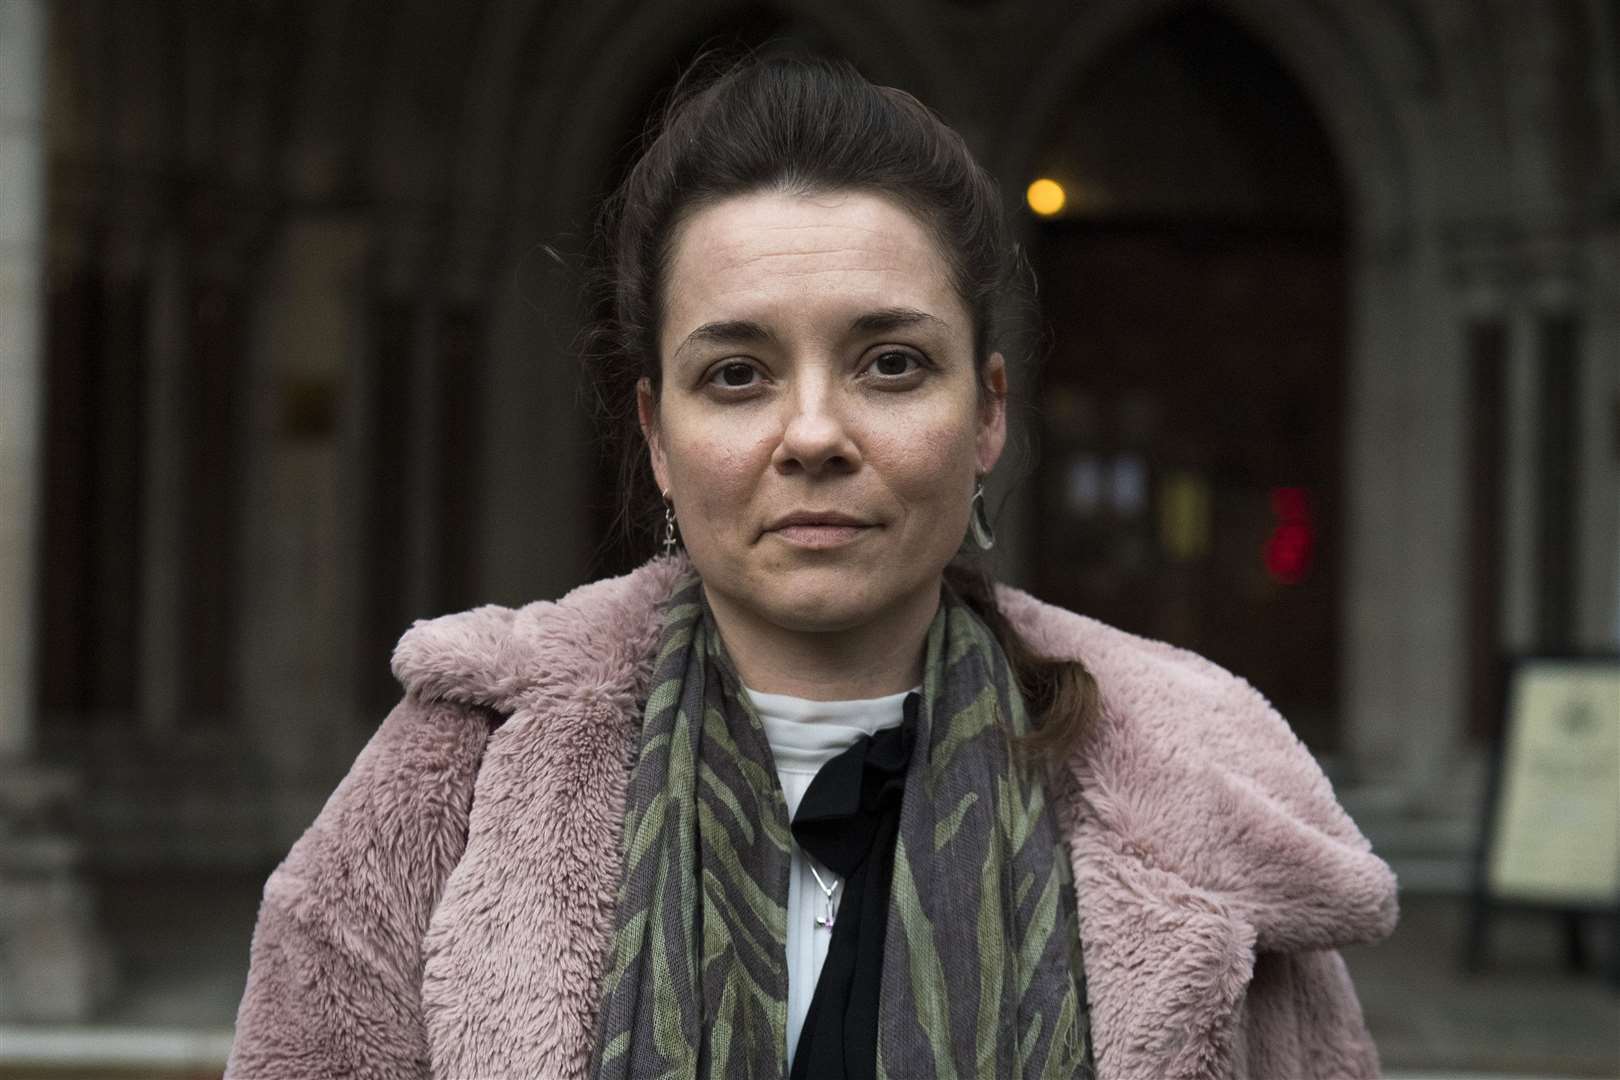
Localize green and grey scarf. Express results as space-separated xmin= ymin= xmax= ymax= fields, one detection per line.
xmin=591 ymin=571 xmax=1093 ymax=1079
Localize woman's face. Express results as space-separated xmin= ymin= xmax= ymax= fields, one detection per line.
xmin=639 ymin=188 xmax=1006 ymax=638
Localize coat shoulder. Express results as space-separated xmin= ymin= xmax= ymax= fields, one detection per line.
xmin=388 ymin=555 xmax=690 ymax=715
xmin=995 ymin=582 xmax=1317 ymax=779
xmin=996 ymin=583 xmax=1399 ymax=952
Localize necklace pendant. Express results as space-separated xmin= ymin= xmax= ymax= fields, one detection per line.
xmin=808 ymin=862 xmax=840 ymax=930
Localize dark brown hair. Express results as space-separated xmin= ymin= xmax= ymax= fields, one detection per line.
xmin=585 ymin=51 xmax=1098 ymax=763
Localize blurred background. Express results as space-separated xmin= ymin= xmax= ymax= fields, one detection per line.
xmin=1 ymin=0 xmax=1617 ymax=1076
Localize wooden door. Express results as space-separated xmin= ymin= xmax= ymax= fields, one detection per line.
xmin=1032 ymin=217 xmax=1347 ymax=751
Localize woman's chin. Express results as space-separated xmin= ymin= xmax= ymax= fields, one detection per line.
xmin=751 ymin=566 xmax=934 ymax=634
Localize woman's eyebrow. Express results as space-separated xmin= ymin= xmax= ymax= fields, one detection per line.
xmin=674 ymin=319 xmax=775 ymax=360
xmin=848 ymin=307 xmax=948 ymax=335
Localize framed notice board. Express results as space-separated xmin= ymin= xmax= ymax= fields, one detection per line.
xmin=1465 ymin=655 xmax=1620 ymax=986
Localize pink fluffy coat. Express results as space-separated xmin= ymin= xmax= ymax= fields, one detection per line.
xmin=226 ymin=555 xmax=1398 ymax=1079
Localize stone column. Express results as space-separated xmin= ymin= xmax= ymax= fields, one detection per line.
xmin=1342 ymin=236 xmax=1425 ymax=783
xmin=0 ymin=0 xmax=116 ymax=1022
xmin=238 ymin=214 xmax=373 ymax=850
xmin=1577 ymin=228 xmax=1620 ymax=650
xmin=0 ymin=0 xmax=45 ymax=761
xmin=138 ymin=233 xmax=188 ymax=736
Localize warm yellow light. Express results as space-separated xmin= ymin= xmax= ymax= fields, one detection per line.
xmin=1026 ymin=178 xmax=1066 ymax=217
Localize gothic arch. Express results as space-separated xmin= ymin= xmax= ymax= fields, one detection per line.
xmin=993 ymin=0 xmax=1439 ymax=247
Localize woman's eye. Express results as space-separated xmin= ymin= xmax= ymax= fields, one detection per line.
xmin=870 ymin=350 xmax=922 ymax=378
xmin=709 ymin=361 xmax=759 ymax=389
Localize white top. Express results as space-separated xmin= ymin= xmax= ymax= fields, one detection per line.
xmin=742 ymin=684 xmax=914 ymax=1068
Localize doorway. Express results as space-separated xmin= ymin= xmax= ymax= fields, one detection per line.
xmin=1026 ymin=6 xmax=1350 ymax=750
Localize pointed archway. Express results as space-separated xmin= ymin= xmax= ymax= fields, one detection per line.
xmin=1023 ymin=4 xmax=1350 ymax=750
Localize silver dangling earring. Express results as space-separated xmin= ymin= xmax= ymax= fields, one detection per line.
xmin=661 ymin=490 xmax=679 ymax=557
xmin=968 ymin=479 xmax=996 ymax=551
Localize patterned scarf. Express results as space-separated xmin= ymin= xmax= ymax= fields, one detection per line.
xmin=591 ymin=571 xmax=1093 ymax=1079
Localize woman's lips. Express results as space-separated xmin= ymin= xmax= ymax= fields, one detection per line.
xmin=769 ymin=523 xmax=873 ymax=548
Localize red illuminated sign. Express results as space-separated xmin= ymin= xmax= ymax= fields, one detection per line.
xmin=1264 ymin=487 xmax=1314 ymax=585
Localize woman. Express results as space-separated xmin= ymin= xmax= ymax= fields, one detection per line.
xmin=226 ymin=54 xmax=1398 ymax=1080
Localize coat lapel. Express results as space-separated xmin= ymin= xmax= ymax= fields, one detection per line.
xmin=1053 ymin=753 xmax=1258 ymax=1080
xmin=414 ymin=560 xmax=685 ymax=1080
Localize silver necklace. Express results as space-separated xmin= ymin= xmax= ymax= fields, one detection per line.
xmin=808 ymin=861 xmax=841 ymax=929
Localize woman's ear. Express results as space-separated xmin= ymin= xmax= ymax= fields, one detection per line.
xmin=636 ymin=376 xmax=671 ymax=494
xmin=977 ymin=352 xmax=1008 ymax=474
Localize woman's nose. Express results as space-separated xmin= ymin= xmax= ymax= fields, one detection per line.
xmin=771 ymin=382 xmax=861 ymax=476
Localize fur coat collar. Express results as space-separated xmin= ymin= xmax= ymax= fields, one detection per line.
xmin=386 ymin=555 xmax=1398 ymax=1079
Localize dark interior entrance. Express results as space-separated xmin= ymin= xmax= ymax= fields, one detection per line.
xmin=1026 ymin=6 xmax=1350 ymax=750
